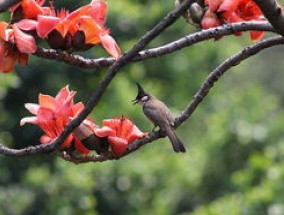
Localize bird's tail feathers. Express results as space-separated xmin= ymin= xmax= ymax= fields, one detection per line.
xmin=165 ymin=126 xmax=186 ymax=153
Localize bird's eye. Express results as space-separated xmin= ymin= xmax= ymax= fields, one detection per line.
xmin=141 ymin=96 xmax=148 ymax=102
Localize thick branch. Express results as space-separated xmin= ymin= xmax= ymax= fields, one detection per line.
xmin=0 ymin=140 xmax=55 ymax=156
xmin=61 ymin=36 xmax=284 ymax=163
xmin=34 ymin=49 xmax=115 ymax=69
xmin=253 ymin=0 xmax=284 ymax=37
xmin=34 ymin=22 xmax=273 ymax=69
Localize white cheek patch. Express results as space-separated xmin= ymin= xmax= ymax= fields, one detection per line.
xmin=141 ymin=96 xmax=148 ymax=102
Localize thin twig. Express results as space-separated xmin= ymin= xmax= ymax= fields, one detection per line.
xmin=174 ymin=36 xmax=284 ymax=126
xmin=34 ymin=21 xmax=273 ymax=69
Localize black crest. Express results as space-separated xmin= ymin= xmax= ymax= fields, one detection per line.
xmin=132 ymin=83 xmax=148 ymax=104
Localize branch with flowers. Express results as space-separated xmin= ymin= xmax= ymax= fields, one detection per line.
xmin=0 ymin=0 xmax=283 ymax=163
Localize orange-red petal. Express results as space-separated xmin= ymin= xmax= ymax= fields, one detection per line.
xmin=100 ymin=34 xmax=121 ymax=60
xmin=77 ymin=17 xmax=101 ymax=44
xmin=94 ymin=126 xmax=115 ymax=137
xmin=20 ymin=0 xmax=45 ymax=19
xmin=89 ymin=0 xmax=107 ymax=25
xmin=108 ymin=136 xmax=128 ymax=156
xmin=39 ymin=94 xmax=57 ymax=110
xmin=16 ymin=19 xmax=37 ymax=31
xmin=37 ymin=15 xmax=60 ymax=38
xmin=250 ymin=30 xmax=264 ymax=42
xmin=0 ymin=22 xmax=9 ymax=40
xmin=13 ymin=25 xmax=36 ymax=54
xmin=73 ymin=137 xmax=90 ymax=154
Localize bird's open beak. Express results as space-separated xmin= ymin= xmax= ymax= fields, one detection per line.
xmin=132 ymin=99 xmax=139 ymax=105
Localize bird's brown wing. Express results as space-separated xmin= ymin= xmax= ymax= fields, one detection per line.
xmin=143 ymin=99 xmax=174 ymax=129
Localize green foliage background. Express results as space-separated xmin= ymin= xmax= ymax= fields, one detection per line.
xmin=1 ymin=0 xmax=284 ymax=214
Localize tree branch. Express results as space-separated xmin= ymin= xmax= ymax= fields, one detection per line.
xmin=34 ymin=21 xmax=273 ymax=69
xmin=0 ymin=0 xmax=195 ymax=156
xmin=253 ymin=0 xmax=284 ymax=37
xmin=174 ymin=36 xmax=284 ymax=126
xmin=52 ymin=0 xmax=195 ymax=149
xmin=0 ymin=2 xmax=278 ymax=159
xmin=60 ymin=36 xmax=284 ymax=164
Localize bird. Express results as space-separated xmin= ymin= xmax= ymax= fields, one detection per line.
xmin=132 ymin=83 xmax=186 ymax=153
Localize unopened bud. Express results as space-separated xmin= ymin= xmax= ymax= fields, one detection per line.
xmin=189 ymin=3 xmax=204 ymax=24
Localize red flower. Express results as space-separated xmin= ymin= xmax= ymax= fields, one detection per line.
xmin=36 ymin=0 xmax=121 ymax=59
xmin=202 ymin=0 xmax=265 ymax=41
xmin=94 ymin=117 xmax=147 ymax=156
xmin=0 ymin=20 xmax=37 ymax=73
xmin=20 ymin=86 xmax=90 ymax=154
xmin=20 ymin=87 xmax=146 ymax=155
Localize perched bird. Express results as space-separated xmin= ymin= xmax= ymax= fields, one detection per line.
xmin=132 ymin=83 xmax=186 ymax=153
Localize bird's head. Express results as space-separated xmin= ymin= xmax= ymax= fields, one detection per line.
xmin=132 ymin=83 xmax=150 ymax=105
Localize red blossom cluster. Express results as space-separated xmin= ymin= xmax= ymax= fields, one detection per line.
xmin=20 ymin=86 xmax=146 ymax=156
xmin=0 ymin=0 xmax=121 ymax=73
xmin=94 ymin=118 xmax=147 ymax=155
xmin=177 ymin=0 xmax=265 ymax=41
xmin=201 ymin=0 xmax=265 ymax=41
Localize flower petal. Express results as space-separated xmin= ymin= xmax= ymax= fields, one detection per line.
xmin=55 ymin=85 xmax=71 ymax=101
xmin=19 ymin=0 xmax=45 ymax=19
xmin=100 ymin=34 xmax=121 ymax=60
xmin=89 ymin=0 xmax=107 ymax=25
xmin=72 ymin=102 xmax=84 ymax=116
xmin=201 ymin=10 xmax=221 ymax=29
xmin=20 ymin=116 xmax=38 ymax=126
xmin=37 ymin=107 xmax=55 ymax=123
xmin=108 ymin=136 xmax=128 ymax=156
xmin=127 ymin=124 xmax=147 ymax=143
xmin=37 ymin=15 xmax=60 ymax=38
xmin=119 ymin=118 xmax=133 ymax=139
xmin=94 ymin=126 xmax=115 ymax=137
xmin=16 ymin=19 xmax=37 ymax=31
xmin=0 ymin=22 xmax=9 ymax=40
xmin=40 ymin=134 xmax=52 ymax=144
xmin=24 ymin=103 xmax=39 ymax=114
xmin=39 ymin=94 xmax=56 ymax=110
xmin=217 ymin=0 xmax=239 ymax=12
xmin=13 ymin=25 xmax=37 ymax=54
xmin=250 ymin=30 xmax=264 ymax=42
xmin=77 ymin=17 xmax=101 ymax=44
xmin=208 ymin=0 xmax=223 ymax=12
xmin=73 ymin=137 xmax=90 ymax=154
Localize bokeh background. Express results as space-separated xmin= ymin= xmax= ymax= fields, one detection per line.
xmin=1 ymin=0 xmax=284 ymax=214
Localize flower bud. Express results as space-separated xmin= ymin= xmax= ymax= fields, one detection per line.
xmin=189 ymin=3 xmax=204 ymax=24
